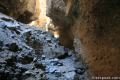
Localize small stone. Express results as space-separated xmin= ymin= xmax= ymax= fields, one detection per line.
xmin=0 ymin=40 xmax=3 ymax=46
xmin=4 ymin=70 xmax=9 ymax=74
xmin=19 ymin=56 xmax=33 ymax=64
xmin=0 ymin=47 xmax=3 ymax=51
xmin=0 ymin=69 xmax=4 ymax=74
xmin=41 ymin=55 xmax=46 ymax=60
xmin=24 ymin=70 xmax=33 ymax=75
xmin=75 ymin=68 xmax=85 ymax=75
xmin=51 ymin=61 xmax=63 ymax=66
xmin=54 ymin=72 xmax=62 ymax=77
xmin=34 ymin=62 xmax=45 ymax=70
xmin=57 ymin=53 xmax=69 ymax=59
xmin=1 ymin=17 xmax=13 ymax=22
xmin=8 ymin=43 xmax=20 ymax=52
xmin=0 ymin=59 xmax=6 ymax=64
xmin=7 ymin=27 xmax=20 ymax=34
xmin=5 ymin=56 xmax=16 ymax=66
xmin=0 ymin=40 xmax=3 ymax=51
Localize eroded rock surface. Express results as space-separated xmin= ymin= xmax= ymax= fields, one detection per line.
xmin=0 ymin=13 xmax=88 ymax=80
xmin=46 ymin=0 xmax=77 ymax=48
xmin=47 ymin=0 xmax=120 ymax=77
xmin=0 ymin=0 xmax=40 ymax=23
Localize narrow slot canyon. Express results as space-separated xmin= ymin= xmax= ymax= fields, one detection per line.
xmin=0 ymin=0 xmax=120 ymax=80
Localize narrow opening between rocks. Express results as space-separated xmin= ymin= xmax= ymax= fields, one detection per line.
xmin=28 ymin=0 xmax=59 ymax=39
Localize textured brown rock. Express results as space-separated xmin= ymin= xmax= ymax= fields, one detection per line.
xmin=0 ymin=0 xmax=40 ymax=23
xmin=47 ymin=0 xmax=120 ymax=77
xmin=46 ymin=0 xmax=78 ymax=48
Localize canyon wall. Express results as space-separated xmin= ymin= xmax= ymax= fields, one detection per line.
xmin=47 ymin=0 xmax=120 ymax=77
xmin=0 ymin=0 xmax=120 ymax=78
xmin=0 ymin=0 xmax=40 ymax=23
xmin=29 ymin=0 xmax=51 ymax=27
xmin=46 ymin=0 xmax=76 ymax=48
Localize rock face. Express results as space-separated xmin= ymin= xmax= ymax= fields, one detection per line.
xmin=46 ymin=0 xmax=76 ymax=48
xmin=0 ymin=0 xmax=50 ymax=27
xmin=0 ymin=13 xmax=88 ymax=80
xmin=47 ymin=0 xmax=120 ymax=77
xmin=0 ymin=0 xmax=40 ymax=23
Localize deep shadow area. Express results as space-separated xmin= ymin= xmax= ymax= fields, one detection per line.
xmin=0 ymin=0 xmax=38 ymax=23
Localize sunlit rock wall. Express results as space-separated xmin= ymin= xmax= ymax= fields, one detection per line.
xmin=47 ymin=0 xmax=120 ymax=77
xmin=29 ymin=0 xmax=50 ymax=27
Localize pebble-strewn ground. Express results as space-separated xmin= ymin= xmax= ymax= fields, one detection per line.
xmin=0 ymin=13 xmax=88 ymax=80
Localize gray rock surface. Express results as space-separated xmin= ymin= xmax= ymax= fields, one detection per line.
xmin=0 ymin=13 xmax=88 ymax=80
